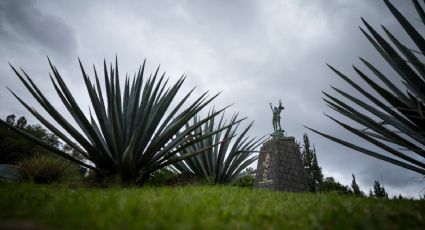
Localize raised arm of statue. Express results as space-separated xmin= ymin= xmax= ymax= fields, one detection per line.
xmin=269 ymin=103 xmax=273 ymax=112
xmin=279 ymin=100 xmax=284 ymax=111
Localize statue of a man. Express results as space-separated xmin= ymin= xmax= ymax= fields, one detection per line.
xmin=270 ymin=100 xmax=284 ymax=131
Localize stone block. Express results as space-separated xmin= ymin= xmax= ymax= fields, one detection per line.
xmin=254 ymin=136 xmax=309 ymax=192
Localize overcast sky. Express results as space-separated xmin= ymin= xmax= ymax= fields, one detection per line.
xmin=0 ymin=0 xmax=423 ymax=197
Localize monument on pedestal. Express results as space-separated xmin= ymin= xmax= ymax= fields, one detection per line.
xmin=254 ymin=100 xmax=309 ymax=192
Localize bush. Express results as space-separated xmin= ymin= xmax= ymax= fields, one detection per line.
xmin=319 ymin=177 xmax=353 ymax=195
xmin=233 ymin=175 xmax=255 ymax=187
xmin=147 ymin=168 xmax=178 ymax=186
xmin=18 ymin=154 xmax=81 ymax=184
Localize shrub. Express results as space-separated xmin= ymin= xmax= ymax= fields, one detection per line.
xmin=18 ymin=154 xmax=81 ymax=184
xmin=319 ymin=177 xmax=353 ymax=195
xmin=147 ymin=168 xmax=178 ymax=186
xmin=233 ymin=175 xmax=255 ymax=187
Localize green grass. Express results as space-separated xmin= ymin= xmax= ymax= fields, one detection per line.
xmin=0 ymin=183 xmax=424 ymax=229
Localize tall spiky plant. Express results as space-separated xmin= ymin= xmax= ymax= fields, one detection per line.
xmin=173 ymin=112 xmax=265 ymax=184
xmin=0 ymin=57 xmax=234 ymax=182
xmin=307 ymin=0 xmax=425 ymax=175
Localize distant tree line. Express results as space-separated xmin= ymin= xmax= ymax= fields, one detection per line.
xmin=301 ymin=133 xmax=396 ymax=199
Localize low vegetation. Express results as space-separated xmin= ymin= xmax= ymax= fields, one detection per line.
xmin=18 ymin=154 xmax=81 ymax=184
xmin=0 ymin=183 xmax=423 ymax=229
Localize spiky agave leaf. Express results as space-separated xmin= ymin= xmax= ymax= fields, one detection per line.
xmin=307 ymin=0 xmax=425 ymax=175
xmin=173 ymin=111 xmax=266 ymax=184
xmin=2 ymin=57 xmax=233 ymax=182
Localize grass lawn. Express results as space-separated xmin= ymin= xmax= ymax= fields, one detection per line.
xmin=0 ymin=183 xmax=424 ymax=229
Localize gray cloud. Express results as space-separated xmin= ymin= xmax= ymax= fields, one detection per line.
xmin=0 ymin=0 xmax=77 ymax=58
xmin=0 ymin=0 xmax=423 ymax=197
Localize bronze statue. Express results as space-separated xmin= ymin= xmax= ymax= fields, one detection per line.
xmin=270 ymin=100 xmax=284 ymax=131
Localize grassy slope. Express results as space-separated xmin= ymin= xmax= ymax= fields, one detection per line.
xmin=0 ymin=183 xmax=424 ymax=229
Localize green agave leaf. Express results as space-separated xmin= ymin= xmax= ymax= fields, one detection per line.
xmin=11 ymin=67 xmax=108 ymax=167
xmin=350 ymin=66 xmax=425 ymax=137
xmin=49 ymin=59 xmax=108 ymax=150
xmin=140 ymin=97 xmax=226 ymax=164
xmin=358 ymin=58 xmax=412 ymax=104
xmin=152 ymin=134 xmax=235 ymax=172
xmin=384 ymin=0 xmax=425 ymax=54
xmin=325 ymin=114 xmax=425 ymax=168
xmin=359 ymin=129 xmax=391 ymax=142
xmin=227 ymin=156 xmax=259 ymax=182
xmin=413 ymin=0 xmax=425 ymax=24
xmin=153 ymin=117 xmax=242 ymax=166
xmin=7 ymin=88 xmax=90 ymax=160
xmin=360 ymin=20 xmax=425 ymax=99
xmin=328 ymin=64 xmax=415 ymax=127
xmin=330 ymin=85 xmax=425 ymax=146
xmin=323 ymin=92 xmax=425 ymax=158
xmin=382 ymin=26 xmax=425 ymax=79
xmin=305 ymin=126 xmax=425 ymax=175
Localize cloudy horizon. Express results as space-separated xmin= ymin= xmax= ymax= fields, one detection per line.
xmin=1 ymin=0 xmax=424 ymax=197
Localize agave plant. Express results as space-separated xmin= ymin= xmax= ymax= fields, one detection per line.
xmin=307 ymin=0 xmax=425 ymax=175
xmin=173 ymin=112 xmax=265 ymax=184
xmin=0 ymin=58 xmax=234 ymax=182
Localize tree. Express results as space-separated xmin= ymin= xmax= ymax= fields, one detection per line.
xmin=243 ymin=167 xmax=256 ymax=177
xmin=307 ymin=0 xmax=425 ymax=176
xmin=6 ymin=114 xmax=15 ymax=126
xmin=372 ymin=180 xmax=389 ymax=198
xmin=311 ymin=146 xmax=324 ymax=188
xmin=25 ymin=124 xmax=61 ymax=149
xmin=351 ymin=174 xmax=364 ymax=197
xmin=301 ymin=133 xmax=324 ymax=192
xmin=320 ymin=177 xmax=353 ymax=195
xmin=16 ymin=117 xmax=27 ymax=128
xmin=395 ymin=194 xmax=405 ymax=200
xmin=0 ymin=115 xmax=61 ymax=164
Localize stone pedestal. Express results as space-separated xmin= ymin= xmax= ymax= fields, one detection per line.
xmin=254 ymin=137 xmax=309 ymax=192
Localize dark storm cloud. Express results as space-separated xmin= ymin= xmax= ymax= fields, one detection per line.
xmin=0 ymin=0 xmax=77 ymax=57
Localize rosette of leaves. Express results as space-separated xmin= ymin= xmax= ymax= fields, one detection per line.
xmin=173 ymin=112 xmax=265 ymax=184
xmin=307 ymin=0 xmax=425 ymax=175
xmin=0 ymin=58 xmax=234 ymax=182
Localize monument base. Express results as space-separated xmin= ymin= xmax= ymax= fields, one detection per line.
xmin=271 ymin=130 xmax=285 ymax=139
xmin=254 ymin=137 xmax=309 ymax=192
